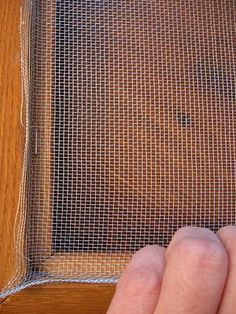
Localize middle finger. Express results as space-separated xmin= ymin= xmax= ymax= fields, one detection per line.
xmin=154 ymin=227 xmax=228 ymax=314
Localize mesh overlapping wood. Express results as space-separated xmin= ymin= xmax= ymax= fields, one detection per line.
xmin=1 ymin=0 xmax=235 ymax=297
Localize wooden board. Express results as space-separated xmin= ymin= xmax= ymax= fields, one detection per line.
xmin=0 ymin=0 xmax=24 ymax=294
xmin=0 ymin=283 xmax=115 ymax=314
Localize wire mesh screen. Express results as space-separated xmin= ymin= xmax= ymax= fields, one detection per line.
xmin=1 ymin=0 xmax=236 ymax=297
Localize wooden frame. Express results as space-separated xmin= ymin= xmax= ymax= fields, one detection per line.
xmin=3 ymin=0 xmax=235 ymax=280
xmin=1 ymin=1 xmax=235 ymax=312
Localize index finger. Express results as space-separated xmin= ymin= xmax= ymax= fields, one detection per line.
xmin=107 ymin=245 xmax=166 ymax=314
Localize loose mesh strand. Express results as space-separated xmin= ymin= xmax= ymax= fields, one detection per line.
xmin=1 ymin=0 xmax=236 ymax=297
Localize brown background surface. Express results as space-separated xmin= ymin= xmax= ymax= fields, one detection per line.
xmin=0 ymin=1 xmax=115 ymax=313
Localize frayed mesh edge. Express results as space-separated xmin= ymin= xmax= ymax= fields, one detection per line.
xmin=0 ymin=0 xmax=32 ymax=297
xmin=0 ymin=277 xmax=117 ymax=298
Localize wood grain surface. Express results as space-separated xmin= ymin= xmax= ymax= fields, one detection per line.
xmin=0 ymin=283 xmax=115 ymax=314
xmin=0 ymin=1 xmax=115 ymax=313
xmin=0 ymin=0 xmax=24 ymax=294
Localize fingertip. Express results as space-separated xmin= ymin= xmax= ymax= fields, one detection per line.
xmin=217 ymin=225 xmax=236 ymax=256
xmin=129 ymin=245 xmax=166 ymax=269
xmin=166 ymin=226 xmax=224 ymax=259
xmin=118 ymin=245 xmax=166 ymax=296
xmin=107 ymin=245 xmax=166 ymax=314
xmin=216 ymin=226 xmax=236 ymax=313
xmin=154 ymin=227 xmax=228 ymax=314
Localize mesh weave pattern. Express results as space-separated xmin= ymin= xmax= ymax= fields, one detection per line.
xmin=1 ymin=0 xmax=235 ymax=297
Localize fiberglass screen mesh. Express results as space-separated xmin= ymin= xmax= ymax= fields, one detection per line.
xmin=1 ymin=0 xmax=235 ymax=296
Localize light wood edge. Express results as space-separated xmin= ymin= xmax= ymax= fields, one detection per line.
xmin=30 ymin=0 xmax=55 ymax=261
xmin=42 ymin=253 xmax=132 ymax=279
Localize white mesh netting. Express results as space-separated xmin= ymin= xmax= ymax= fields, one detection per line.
xmin=1 ymin=0 xmax=235 ymax=297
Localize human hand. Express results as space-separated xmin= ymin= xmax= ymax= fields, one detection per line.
xmin=107 ymin=226 xmax=236 ymax=314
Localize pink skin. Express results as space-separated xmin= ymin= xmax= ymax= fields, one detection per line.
xmin=107 ymin=226 xmax=236 ymax=314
